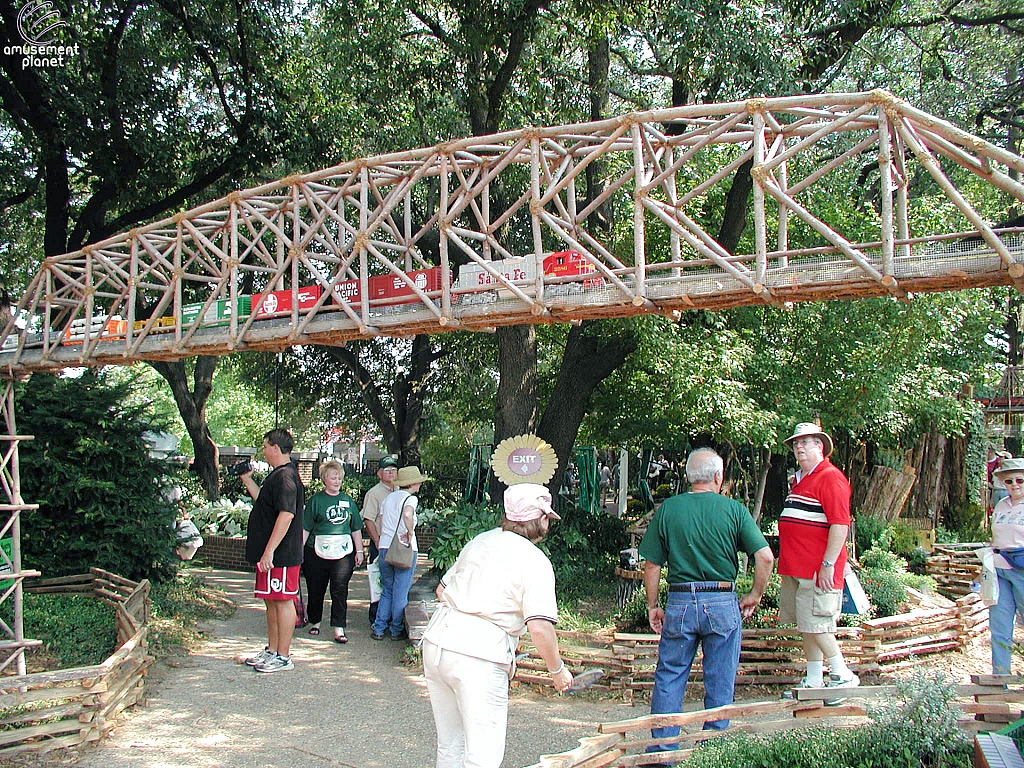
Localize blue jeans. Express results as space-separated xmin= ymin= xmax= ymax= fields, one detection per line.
xmin=648 ymin=586 xmax=742 ymax=755
xmin=991 ymin=567 xmax=1024 ymax=674
xmin=372 ymin=548 xmax=417 ymax=636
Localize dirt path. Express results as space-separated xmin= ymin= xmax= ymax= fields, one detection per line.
xmin=22 ymin=568 xmax=649 ymax=768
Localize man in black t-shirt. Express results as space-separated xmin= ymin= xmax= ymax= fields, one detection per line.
xmin=241 ymin=429 xmax=305 ymax=673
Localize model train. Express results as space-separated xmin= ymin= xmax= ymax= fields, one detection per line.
xmin=1 ymin=250 xmax=602 ymax=350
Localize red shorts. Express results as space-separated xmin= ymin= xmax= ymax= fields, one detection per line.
xmin=254 ymin=565 xmax=300 ymax=600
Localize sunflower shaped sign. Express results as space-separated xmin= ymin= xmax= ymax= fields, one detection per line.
xmin=490 ymin=434 xmax=558 ymax=486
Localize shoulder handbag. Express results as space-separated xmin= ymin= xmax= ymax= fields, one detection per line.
xmin=385 ymin=537 xmax=415 ymax=570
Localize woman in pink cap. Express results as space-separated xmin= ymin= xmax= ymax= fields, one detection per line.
xmin=421 ymin=483 xmax=573 ymax=768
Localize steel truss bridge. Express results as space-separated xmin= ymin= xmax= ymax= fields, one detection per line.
xmin=0 ymin=89 xmax=1023 ymax=675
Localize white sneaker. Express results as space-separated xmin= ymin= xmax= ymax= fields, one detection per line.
xmin=824 ymin=672 xmax=860 ymax=705
xmin=781 ymin=678 xmax=824 ymax=699
xmin=255 ymin=654 xmax=294 ymax=673
xmin=244 ymin=648 xmax=274 ymax=667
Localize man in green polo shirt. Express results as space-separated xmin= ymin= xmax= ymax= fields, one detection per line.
xmin=640 ymin=447 xmax=773 ymax=756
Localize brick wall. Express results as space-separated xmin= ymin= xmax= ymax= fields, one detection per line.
xmin=194 ymin=535 xmax=250 ymax=571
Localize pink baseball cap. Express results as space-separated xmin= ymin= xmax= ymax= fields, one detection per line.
xmin=504 ymin=483 xmax=561 ymax=522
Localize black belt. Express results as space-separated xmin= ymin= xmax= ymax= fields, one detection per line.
xmin=669 ymin=582 xmax=734 ymax=593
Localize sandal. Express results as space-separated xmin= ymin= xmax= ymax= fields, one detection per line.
xmin=309 ymin=625 xmax=321 ymax=636
xmin=334 ymin=631 xmax=348 ymax=644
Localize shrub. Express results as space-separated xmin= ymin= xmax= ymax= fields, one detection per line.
xmin=0 ymin=593 xmax=118 ymax=669
xmin=189 ymin=498 xmax=252 ymax=537
xmin=943 ymin=500 xmax=987 ymax=544
xmin=543 ymin=505 xmax=629 ymax=599
xmin=16 ymin=371 xmax=179 ymax=581
xmin=858 ymin=546 xmax=936 ymax=618
xmin=654 ymin=483 xmax=672 ymax=498
xmin=427 ymin=502 xmax=502 ymax=572
xmin=854 ymin=514 xmax=889 ymax=555
xmin=683 ymin=669 xmax=970 ymax=768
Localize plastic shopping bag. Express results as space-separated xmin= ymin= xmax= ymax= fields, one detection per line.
xmin=841 ymin=564 xmax=871 ymax=615
xmin=974 ymin=547 xmax=999 ymax=607
xmin=367 ymin=559 xmax=383 ymax=603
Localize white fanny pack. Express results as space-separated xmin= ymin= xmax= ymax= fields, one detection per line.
xmin=314 ymin=533 xmax=354 ymax=560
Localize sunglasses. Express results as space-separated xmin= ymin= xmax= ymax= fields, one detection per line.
xmin=1003 ymin=477 xmax=1024 ymax=486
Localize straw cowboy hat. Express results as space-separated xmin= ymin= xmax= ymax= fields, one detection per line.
xmin=993 ymin=457 xmax=1024 ymax=477
xmin=783 ymin=422 xmax=834 ymax=457
xmin=394 ymin=466 xmax=432 ymax=486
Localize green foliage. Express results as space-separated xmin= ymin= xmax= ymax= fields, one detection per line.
xmin=858 ymin=547 xmax=936 ymax=618
xmin=855 ymin=514 xmax=890 ymax=555
xmin=620 ymin=576 xmax=667 ymax=631
xmin=943 ymin=501 xmax=987 ymax=545
xmin=188 ymin=499 xmax=252 ymax=537
xmin=427 ymin=502 xmax=502 ymax=572
xmin=217 ymin=463 xmax=269 ymax=503
xmin=683 ymin=670 xmax=969 ymax=768
xmin=543 ymin=507 xmax=630 ymax=599
xmin=888 ymin=521 xmax=923 ymax=559
xmin=16 ymin=371 xmax=179 ymax=581
xmin=0 ymin=594 xmax=118 ymax=669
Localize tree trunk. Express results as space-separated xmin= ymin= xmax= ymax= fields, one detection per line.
xmin=326 ymin=337 xmax=440 ymax=465
xmin=490 ymin=324 xmax=539 ymax=498
xmin=751 ymin=446 xmax=772 ymax=524
xmin=150 ymin=357 xmax=219 ymax=500
xmin=537 ymin=322 xmax=638 ymax=495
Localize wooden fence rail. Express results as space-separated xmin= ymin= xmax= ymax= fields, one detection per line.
xmin=0 ymin=569 xmax=151 ymax=758
xmin=515 ymin=592 xmax=987 ymax=701
xmin=522 ymin=676 xmax=1024 ymax=767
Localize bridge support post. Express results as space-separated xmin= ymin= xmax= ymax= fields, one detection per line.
xmin=0 ymin=375 xmax=41 ymax=676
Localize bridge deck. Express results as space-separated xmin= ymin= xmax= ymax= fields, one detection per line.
xmin=3 ymin=234 xmax=1018 ymax=375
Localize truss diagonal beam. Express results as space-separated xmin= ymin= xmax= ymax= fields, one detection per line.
xmin=1 ymin=90 xmax=1023 ymax=372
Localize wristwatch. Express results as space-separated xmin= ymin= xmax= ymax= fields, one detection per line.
xmin=822 ymin=558 xmax=835 ymax=568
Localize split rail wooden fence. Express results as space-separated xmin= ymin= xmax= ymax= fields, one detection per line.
xmin=0 ymin=568 xmax=151 ymax=759
xmin=515 ymin=592 xmax=988 ymax=701
xmin=521 ymin=676 xmax=1024 ymax=768
xmin=926 ymin=542 xmax=986 ymax=596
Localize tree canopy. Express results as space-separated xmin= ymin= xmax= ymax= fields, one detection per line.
xmin=1 ymin=0 xmax=1021 ymax=510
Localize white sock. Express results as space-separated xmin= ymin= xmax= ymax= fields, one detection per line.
xmin=806 ymin=660 xmax=824 ymax=686
xmin=827 ymin=653 xmax=851 ymax=678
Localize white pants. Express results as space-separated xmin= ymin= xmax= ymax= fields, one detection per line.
xmin=422 ymin=639 xmax=509 ymax=768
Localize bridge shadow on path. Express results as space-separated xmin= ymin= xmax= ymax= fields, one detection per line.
xmin=40 ymin=567 xmax=648 ymax=768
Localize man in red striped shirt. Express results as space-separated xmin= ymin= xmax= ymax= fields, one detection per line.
xmin=778 ymin=422 xmax=859 ymax=704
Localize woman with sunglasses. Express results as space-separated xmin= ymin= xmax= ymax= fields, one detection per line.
xmin=990 ymin=457 xmax=1024 ymax=674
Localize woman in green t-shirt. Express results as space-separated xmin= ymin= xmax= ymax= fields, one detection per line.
xmin=302 ymin=461 xmax=364 ymax=643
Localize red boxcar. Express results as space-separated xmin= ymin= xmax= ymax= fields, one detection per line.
xmin=252 ymin=285 xmax=323 ymax=318
xmin=542 ymin=250 xmax=603 ymax=289
xmin=369 ymin=267 xmax=444 ymax=306
xmin=331 ymin=277 xmax=362 ymax=309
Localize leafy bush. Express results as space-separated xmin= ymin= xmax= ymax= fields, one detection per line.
xmin=654 ymin=483 xmax=672 ymax=498
xmin=189 ymin=498 xmax=252 ymax=537
xmin=16 ymin=371 xmax=179 ymax=581
xmin=543 ymin=505 xmax=629 ymax=599
xmin=620 ymin=573 xmax=667 ymax=630
xmin=943 ymin=500 xmax=987 ymax=544
xmin=858 ymin=546 xmax=936 ymax=618
xmin=427 ymin=502 xmax=502 ymax=572
xmin=888 ymin=521 xmax=923 ymax=558
xmin=854 ymin=514 xmax=889 ymax=555
xmin=683 ymin=669 xmax=969 ymax=768
xmin=0 ymin=593 xmax=118 ymax=668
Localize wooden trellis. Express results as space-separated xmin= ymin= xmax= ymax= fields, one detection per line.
xmin=2 ymin=90 xmax=1024 ymax=375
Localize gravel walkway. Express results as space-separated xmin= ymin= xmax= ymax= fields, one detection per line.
xmin=32 ymin=567 xmax=649 ymax=768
